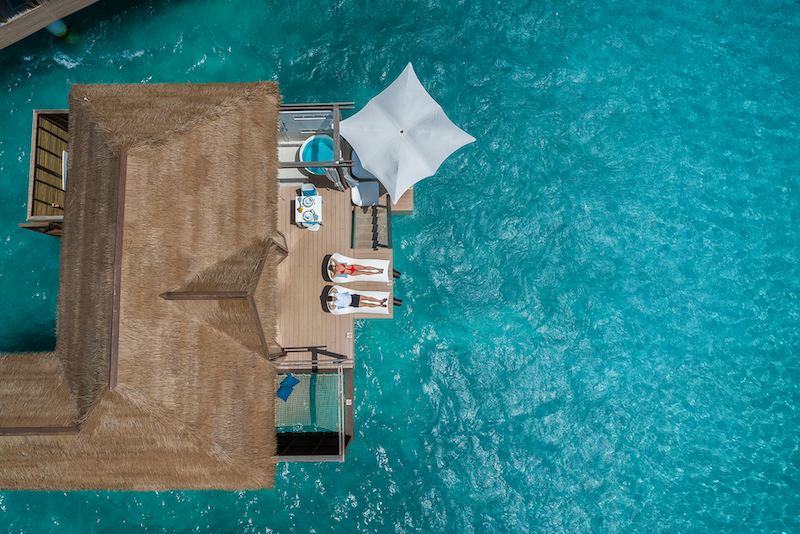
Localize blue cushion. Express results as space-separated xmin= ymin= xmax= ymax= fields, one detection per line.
xmin=276 ymin=385 xmax=292 ymax=401
xmin=281 ymin=374 xmax=300 ymax=388
xmin=276 ymin=374 xmax=300 ymax=402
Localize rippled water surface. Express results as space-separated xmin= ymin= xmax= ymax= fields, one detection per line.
xmin=1 ymin=0 xmax=799 ymax=532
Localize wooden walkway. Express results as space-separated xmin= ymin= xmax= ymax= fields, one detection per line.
xmin=0 ymin=0 xmax=102 ymax=51
xmin=275 ymin=184 xmax=394 ymax=371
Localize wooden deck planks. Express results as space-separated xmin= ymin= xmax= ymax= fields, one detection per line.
xmin=392 ymin=186 xmax=414 ymax=215
xmin=275 ymin=185 xmax=395 ymax=370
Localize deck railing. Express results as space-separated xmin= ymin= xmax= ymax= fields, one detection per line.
xmin=278 ymin=103 xmax=355 ymax=181
xmin=274 ymin=365 xmax=350 ymax=462
xmin=28 ymin=110 xmax=68 ymax=219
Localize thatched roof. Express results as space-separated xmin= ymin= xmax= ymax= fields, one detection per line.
xmin=0 ymin=83 xmax=282 ymax=490
xmin=0 ymin=352 xmax=76 ymax=427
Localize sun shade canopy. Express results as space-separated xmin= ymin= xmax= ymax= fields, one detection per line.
xmin=340 ymin=63 xmax=475 ymax=204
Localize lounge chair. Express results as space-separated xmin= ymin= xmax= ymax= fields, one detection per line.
xmin=351 ymin=180 xmax=380 ymax=207
xmin=323 ymin=253 xmax=390 ymax=283
xmin=324 ymin=285 xmax=390 ymax=315
xmin=352 ymin=151 xmax=377 ymax=180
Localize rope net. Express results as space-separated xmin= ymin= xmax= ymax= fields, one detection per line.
xmin=275 ymin=372 xmax=341 ymax=433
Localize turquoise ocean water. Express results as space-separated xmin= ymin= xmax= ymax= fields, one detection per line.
xmin=1 ymin=0 xmax=799 ymax=532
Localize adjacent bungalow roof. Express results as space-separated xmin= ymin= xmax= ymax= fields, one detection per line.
xmin=0 ymin=83 xmax=283 ymax=490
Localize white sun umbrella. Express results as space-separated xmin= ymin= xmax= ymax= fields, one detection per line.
xmin=340 ymin=63 xmax=476 ymax=204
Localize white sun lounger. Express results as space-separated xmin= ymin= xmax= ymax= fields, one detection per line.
xmin=327 ymin=285 xmax=390 ymax=315
xmin=326 ymin=253 xmax=390 ymax=283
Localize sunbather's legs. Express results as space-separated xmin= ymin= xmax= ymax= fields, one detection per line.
xmin=358 ymin=295 xmax=388 ymax=308
xmin=350 ymin=264 xmax=384 ymax=275
xmin=330 ymin=258 xmax=384 ymax=276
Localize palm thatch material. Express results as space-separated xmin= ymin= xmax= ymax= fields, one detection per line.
xmin=0 ymin=384 xmax=269 ymax=490
xmin=55 ymin=96 xmax=119 ymax=413
xmin=0 ymin=352 xmax=76 ymax=428
xmin=0 ymin=83 xmax=282 ymax=490
xmin=166 ymin=238 xmax=280 ymax=355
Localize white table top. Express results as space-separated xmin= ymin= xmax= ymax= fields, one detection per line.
xmin=294 ymin=195 xmax=323 ymax=225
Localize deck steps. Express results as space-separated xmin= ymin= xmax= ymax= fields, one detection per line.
xmin=352 ymin=206 xmax=389 ymax=249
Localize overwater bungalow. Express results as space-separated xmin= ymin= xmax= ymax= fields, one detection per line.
xmin=1 ymin=82 xmax=411 ymax=490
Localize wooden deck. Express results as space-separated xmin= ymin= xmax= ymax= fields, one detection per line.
xmin=392 ymin=186 xmax=414 ymax=215
xmin=275 ymin=183 xmax=394 ymax=371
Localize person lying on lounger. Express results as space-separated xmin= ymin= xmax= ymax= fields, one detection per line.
xmin=328 ymin=257 xmax=385 ymax=279
xmin=327 ymin=288 xmax=387 ymax=311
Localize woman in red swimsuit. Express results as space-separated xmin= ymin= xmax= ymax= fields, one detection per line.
xmin=329 ymin=258 xmax=385 ymax=278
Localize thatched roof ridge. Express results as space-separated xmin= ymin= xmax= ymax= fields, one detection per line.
xmin=169 ymin=239 xmax=281 ymax=354
xmin=56 ymin=95 xmax=119 ymax=414
xmin=70 ymin=82 xmax=281 ymax=152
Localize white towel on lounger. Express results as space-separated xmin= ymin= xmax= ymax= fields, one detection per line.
xmin=329 ymin=285 xmax=390 ymax=315
xmin=328 ymin=253 xmax=390 ymax=283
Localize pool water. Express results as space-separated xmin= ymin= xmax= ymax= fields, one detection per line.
xmin=1 ymin=0 xmax=799 ymax=532
xmin=300 ymin=134 xmax=334 ymax=175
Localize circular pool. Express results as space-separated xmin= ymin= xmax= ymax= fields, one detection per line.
xmin=299 ymin=135 xmax=334 ymax=175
